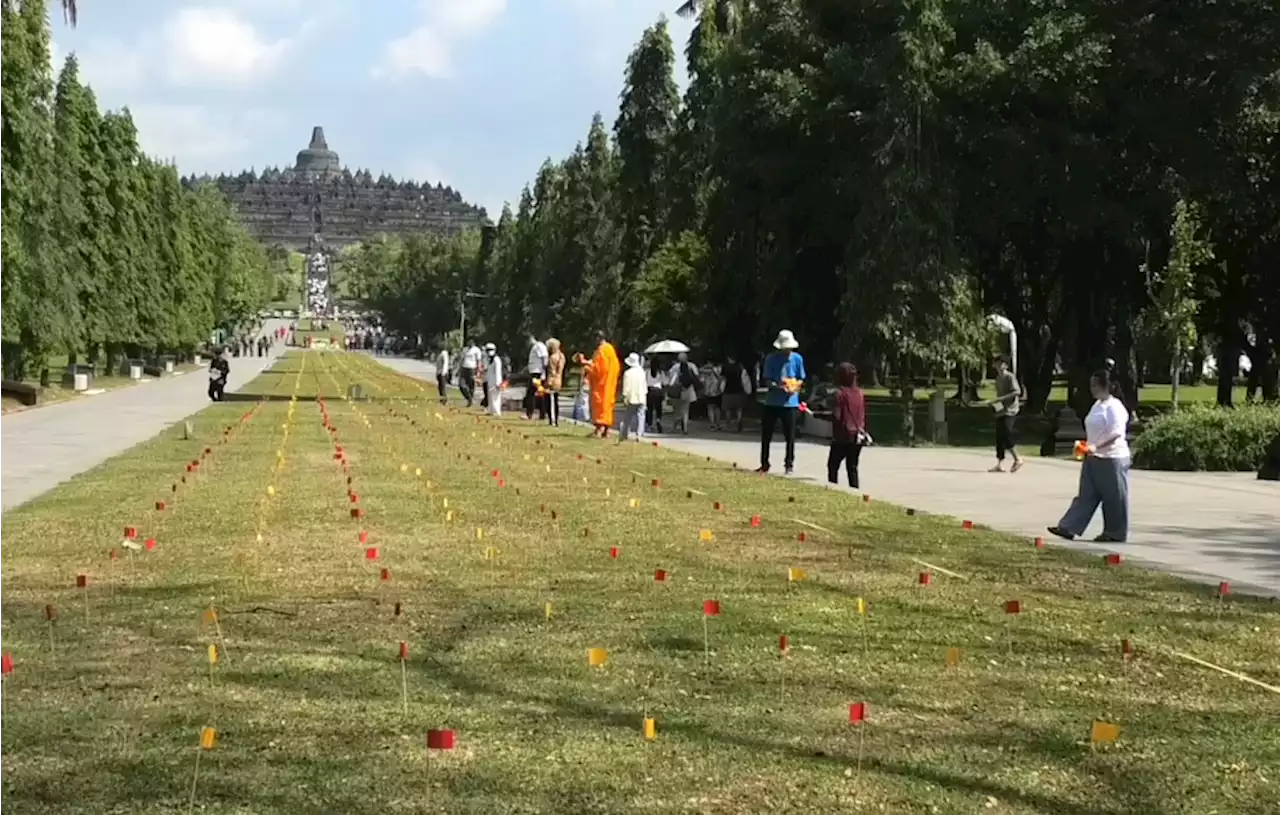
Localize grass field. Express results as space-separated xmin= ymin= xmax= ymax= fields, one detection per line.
xmin=3 ymin=351 xmax=1276 ymax=814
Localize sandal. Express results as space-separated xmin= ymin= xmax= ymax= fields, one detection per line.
xmin=1011 ymin=460 xmax=1024 ymax=473
xmin=988 ymin=465 xmax=1005 ymax=473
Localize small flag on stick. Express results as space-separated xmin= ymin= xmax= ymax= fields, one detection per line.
xmin=849 ymin=702 xmax=866 ymax=724
xmin=427 ymin=729 xmax=456 ymax=750
xmin=1004 ymin=600 xmax=1022 ymax=615
xmin=1090 ymin=720 xmax=1120 ymax=744
xmin=698 ymin=529 xmax=714 ymax=542
xmin=609 ymin=546 xmax=619 ymax=559
xmin=199 ymin=727 xmax=217 ymax=750
xmin=1104 ymin=553 xmax=1122 ymax=565
xmin=643 ymin=717 xmax=657 ymax=741
xmin=0 ymin=652 xmax=13 ymax=675
xmin=703 ymin=600 xmax=721 ymax=616
xmin=918 ymin=571 xmax=932 ymax=586
xmin=788 ymin=567 xmax=806 ymax=583
xmin=654 ymin=569 xmax=667 ymax=583
xmin=945 ymin=647 xmax=962 ymax=666
xmin=365 ymin=547 xmax=379 ymax=560
xmin=587 ymin=647 xmax=608 ymax=667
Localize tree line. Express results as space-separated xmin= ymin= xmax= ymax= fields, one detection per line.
xmin=346 ymin=0 xmax=1279 ymax=431
xmin=1 ymin=0 xmax=277 ymax=381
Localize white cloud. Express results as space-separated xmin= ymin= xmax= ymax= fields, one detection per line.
xmin=163 ymin=7 xmax=292 ymax=86
xmin=376 ymin=0 xmax=508 ymax=80
xmin=128 ymin=104 xmax=283 ymax=169
xmin=76 ymin=40 xmax=147 ymax=92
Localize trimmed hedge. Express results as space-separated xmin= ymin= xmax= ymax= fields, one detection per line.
xmin=1132 ymin=403 xmax=1280 ymax=471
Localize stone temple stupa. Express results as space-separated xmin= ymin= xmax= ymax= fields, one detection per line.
xmin=192 ymin=126 xmax=487 ymax=250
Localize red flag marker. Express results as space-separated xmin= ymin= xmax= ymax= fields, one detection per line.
xmin=961 ymin=520 xmax=974 ymax=530
xmin=186 ymin=464 xmax=193 ymax=473
xmin=797 ymin=532 xmax=807 ymax=543
xmin=0 ymin=652 xmax=13 ymax=675
xmin=779 ymin=634 xmax=790 ymax=654
xmin=583 ymin=527 xmax=591 ymax=538
xmin=1121 ymin=638 xmax=1133 ymax=658
xmin=539 ymin=503 xmax=547 ymax=513
xmin=398 ymin=641 xmax=408 ymax=661
xmin=918 ymin=571 xmax=931 ymax=586
xmin=365 ymin=547 xmax=379 ymax=560
xmin=45 ymin=604 xmax=57 ymax=621
xmin=204 ymin=447 xmax=212 ymax=455
xmin=686 ymin=490 xmax=694 ymax=498
xmin=491 ymin=469 xmax=500 ymax=478
xmin=427 ymin=729 xmax=456 ymax=750
xmin=654 ymin=569 xmax=667 ymax=582
xmin=1034 ymin=536 xmax=1045 ymax=548
xmin=394 ymin=602 xmax=402 ymax=616
xmin=652 ymin=441 xmax=659 ymax=447
xmin=703 ymin=599 xmax=721 ymax=616
xmin=380 ymin=568 xmax=390 ymax=581
xmin=155 ymin=501 xmax=166 ymax=511
xmin=145 ymin=538 xmax=156 ymax=551
xmin=651 ymin=478 xmax=661 ymax=488
xmin=609 ymin=546 xmax=619 ymax=559
xmin=577 ymin=454 xmax=584 ymax=461
xmin=1004 ymin=600 xmax=1022 ymax=615
xmin=862 ymin=495 xmax=871 ymax=503
xmin=172 ymin=483 xmax=178 ymax=493
xmin=76 ymin=574 xmax=87 ymax=589
xmin=849 ymin=702 xmax=866 ymax=724
xmin=109 ymin=549 xmax=118 ymax=561
xmin=351 ymin=508 xmax=364 ymax=519
xmin=550 ymin=510 xmax=559 ymax=520
xmin=124 ymin=526 xmax=137 ymax=540
xmin=349 ymin=493 xmax=359 ymax=503
xmin=359 ymin=530 xmax=369 ymax=544
xmin=596 ymin=458 xmax=603 ymax=465
xmin=334 ymin=452 xmax=343 ymax=460
xmin=713 ymin=501 xmax=723 ymax=511
xmin=1104 ymin=553 xmax=1122 ymax=566
xmin=498 ymin=479 xmax=506 ymax=488
xmin=750 ymin=515 xmax=761 ymax=528
xmin=1218 ymin=581 xmax=1230 ymax=597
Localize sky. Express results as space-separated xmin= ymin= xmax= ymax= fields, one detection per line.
xmin=50 ymin=0 xmax=692 ymax=219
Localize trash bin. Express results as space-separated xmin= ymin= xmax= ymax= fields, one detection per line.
xmin=73 ymin=373 xmax=89 ymax=391
xmin=930 ymin=390 xmax=947 ymax=443
xmin=128 ymin=360 xmax=144 ymax=380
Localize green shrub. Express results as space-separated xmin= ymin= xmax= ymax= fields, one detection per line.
xmin=1132 ymin=402 xmax=1280 ymax=471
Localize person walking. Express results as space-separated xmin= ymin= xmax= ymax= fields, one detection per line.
xmin=701 ymin=361 xmax=725 ymax=431
xmin=758 ymin=329 xmax=806 ymax=476
xmin=580 ymin=330 xmax=620 ymax=438
xmin=619 ymin=353 xmax=647 ymax=442
xmin=545 ymin=338 xmax=565 ymax=426
xmin=827 ymin=363 xmax=868 ymax=488
xmin=668 ymin=352 xmax=699 ymax=434
xmin=987 ymin=355 xmax=1024 ymax=472
xmin=459 ymin=339 xmax=482 ymax=407
xmin=435 ymin=346 xmax=450 ymax=404
xmin=721 ymin=355 xmax=750 ymax=433
xmin=524 ymin=333 xmax=549 ymax=420
xmin=207 ymin=349 xmax=230 ymax=402
xmin=483 ymin=343 xmax=504 ymax=418
xmin=1047 ymin=369 xmax=1132 ymax=543
xmin=646 ymin=358 xmax=667 ymax=433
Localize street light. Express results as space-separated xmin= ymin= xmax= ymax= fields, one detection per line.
xmin=988 ymin=314 xmax=1017 ymax=375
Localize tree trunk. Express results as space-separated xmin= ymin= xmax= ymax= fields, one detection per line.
xmin=898 ymin=357 xmax=915 ymax=445
xmin=1216 ymin=337 xmax=1239 ymax=407
xmin=1170 ymin=346 xmax=1182 ymax=410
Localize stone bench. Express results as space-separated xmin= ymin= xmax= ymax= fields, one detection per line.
xmin=1 ymin=379 xmax=40 ymax=406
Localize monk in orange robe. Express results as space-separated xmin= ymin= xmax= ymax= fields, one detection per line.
xmin=582 ymin=330 xmax=620 ymax=437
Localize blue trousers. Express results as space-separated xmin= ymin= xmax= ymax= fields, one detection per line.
xmin=1058 ymin=456 xmax=1130 ymax=540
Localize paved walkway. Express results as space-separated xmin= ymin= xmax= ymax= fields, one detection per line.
xmin=379 ymin=355 xmax=1280 ymax=597
xmin=1 ymin=321 xmax=289 ymax=513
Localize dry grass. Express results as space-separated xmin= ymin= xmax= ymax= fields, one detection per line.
xmin=1 ymin=351 xmax=1277 ymax=814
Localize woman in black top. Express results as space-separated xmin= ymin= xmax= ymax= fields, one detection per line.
xmin=721 ymin=356 xmax=748 ymax=433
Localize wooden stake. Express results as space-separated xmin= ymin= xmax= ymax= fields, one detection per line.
xmin=187 ymin=748 xmax=203 ymax=814
xmin=401 ymin=658 xmax=409 ymax=717
xmin=702 ymin=615 xmax=710 ymax=663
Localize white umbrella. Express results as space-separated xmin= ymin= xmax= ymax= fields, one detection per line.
xmin=644 ymin=339 xmax=690 ymax=354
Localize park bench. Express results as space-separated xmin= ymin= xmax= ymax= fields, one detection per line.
xmin=1 ymin=380 xmax=39 ymax=406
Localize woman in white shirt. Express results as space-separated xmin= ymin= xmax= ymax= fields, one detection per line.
xmin=1048 ymin=369 xmax=1131 ymax=543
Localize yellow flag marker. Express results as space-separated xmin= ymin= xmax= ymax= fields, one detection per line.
xmin=400 ymin=463 xmax=408 ymax=473
xmin=446 ymin=510 xmax=455 ymax=522
xmin=208 ymin=644 xmax=219 ymax=665
xmin=442 ymin=498 xmax=449 ymax=508
xmin=544 ymin=602 xmax=553 ymax=620
xmin=476 ymin=527 xmax=484 ymax=541
xmin=629 ymin=498 xmax=640 ymax=508
xmin=484 ymin=546 xmax=497 ymax=561
xmin=256 ymin=533 xmax=264 ymax=543
xmin=643 ymin=717 xmax=657 ymax=741
xmin=788 ymin=567 xmax=807 ymax=583
xmin=199 ymin=727 xmax=217 ymax=750
xmin=266 ymin=485 xmax=275 ymax=496
xmin=523 ymin=453 xmax=531 ymax=461
xmin=605 ymin=488 xmax=612 ymax=497
xmin=538 ymin=456 xmax=545 ymax=463
xmin=202 ymin=608 xmax=218 ymax=626
xmin=276 ymin=449 xmax=283 ymax=458
xmin=415 ymin=468 xmax=422 ymax=477
xmin=945 ymin=647 xmax=961 ymax=666
xmin=546 ymin=464 xmax=551 ymax=473
xmin=587 ymin=647 xmax=608 ymax=667
xmin=698 ymin=529 xmax=714 ymax=542
xmin=855 ymin=597 xmax=866 ymax=615
xmin=1090 ymin=721 xmax=1120 ymax=744
xmin=426 ymin=480 xmax=434 ymax=489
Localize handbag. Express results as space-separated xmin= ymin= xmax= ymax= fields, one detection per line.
xmin=856 ymin=428 xmax=874 ymax=446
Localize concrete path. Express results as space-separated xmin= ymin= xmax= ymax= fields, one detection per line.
xmin=377 ymin=354 xmax=1280 ymax=597
xmin=1 ymin=321 xmax=290 ymax=513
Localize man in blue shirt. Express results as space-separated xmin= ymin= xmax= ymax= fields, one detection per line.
xmin=758 ymin=329 xmax=806 ymax=475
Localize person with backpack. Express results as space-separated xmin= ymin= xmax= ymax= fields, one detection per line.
xmin=720 ymin=355 xmax=751 ymax=433
xmin=207 ymin=348 xmax=230 ymax=402
xmin=668 ymin=352 xmax=700 ymax=434
xmin=758 ymin=329 xmax=806 ymax=475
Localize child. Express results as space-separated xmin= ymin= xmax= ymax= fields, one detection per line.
xmin=827 ymin=362 xmax=868 ymax=488
xmin=620 ymin=353 xmax=647 ymax=442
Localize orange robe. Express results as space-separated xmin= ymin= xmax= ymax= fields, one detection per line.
xmin=586 ymin=341 xmax=620 ymax=427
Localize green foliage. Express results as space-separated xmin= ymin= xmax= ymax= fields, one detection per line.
xmin=1133 ymin=403 xmax=1280 ymax=472
xmin=1 ymin=9 xmax=275 ymax=379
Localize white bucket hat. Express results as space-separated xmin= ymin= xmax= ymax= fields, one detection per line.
xmin=484 ymin=342 xmax=496 ymax=352
xmin=773 ymin=329 xmax=799 ymax=350
xmin=624 ymin=353 xmax=641 ymax=368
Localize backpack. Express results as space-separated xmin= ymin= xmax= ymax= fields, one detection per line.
xmin=678 ymin=362 xmax=698 ymax=390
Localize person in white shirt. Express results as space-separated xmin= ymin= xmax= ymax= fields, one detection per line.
xmin=619 ymin=353 xmax=647 ymax=442
xmin=459 ymin=340 xmax=482 ymax=407
xmin=483 ymin=343 xmax=504 ymax=417
xmin=700 ymin=362 xmax=725 ymax=431
xmin=1048 ymin=369 xmax=1132 ymax=543
xmin=435 ymin=347 xmax=450 ymax=405
xmin=668 ymin=353 xmax=699 ymax=434
xmin=524 ymin=333 xmax=549 ymax=420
